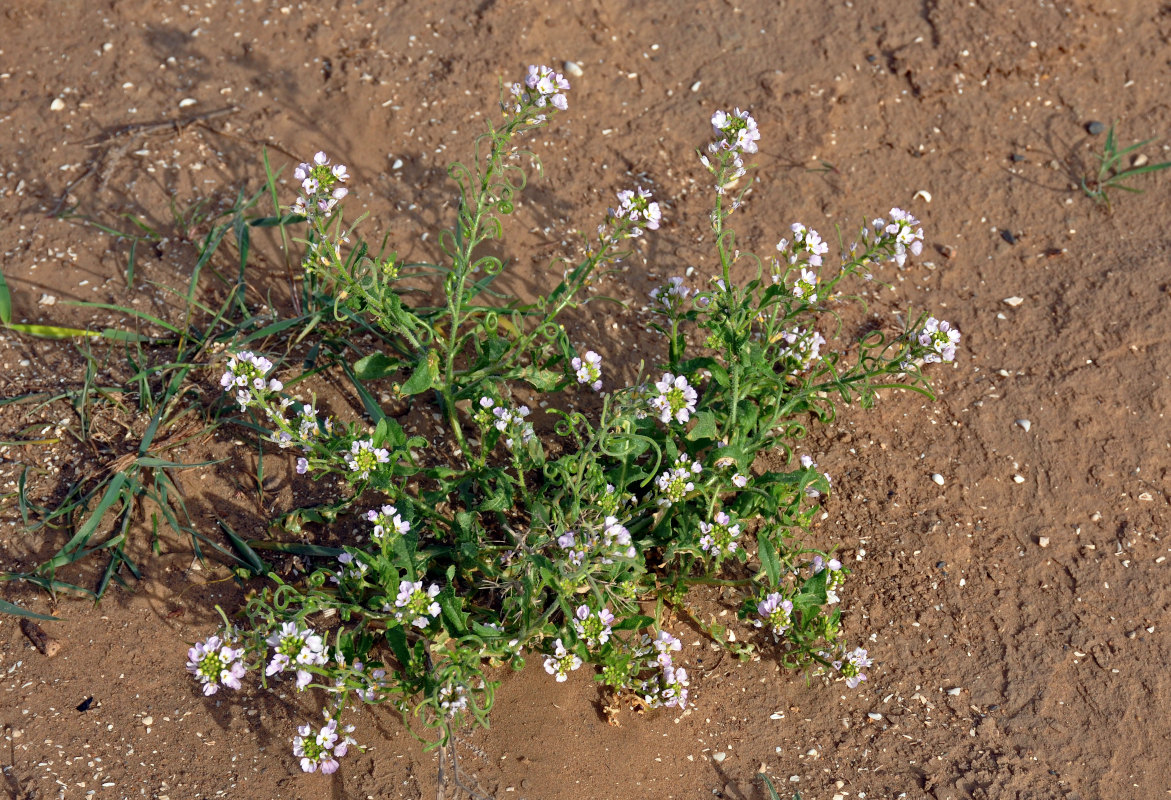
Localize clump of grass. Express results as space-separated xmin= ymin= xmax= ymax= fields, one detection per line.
xmin=1081 ymin=122 xmax=1171 ymax=210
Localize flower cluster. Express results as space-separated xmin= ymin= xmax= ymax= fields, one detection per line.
xmin=186 ymin=633 xmax=246 ymax=696
xmin=543 ymin=637 xmax=582 ymax=682
xmin=609 ymin=187 xmax=662 ymax=237
xmin=656 ymin=454 xmax=703 ymax=507
xmin=778 ymin=223 xmax=830 ymax=269
xmin=330 ymin=551 xmax=369 ymax=585
xmin=799 ymin=454 xmax=832 ymax=498
xmin=755 ymin=592 xmax=795 ymax=637
xmin=698 ymin=511 xmax=741 ymax=559
xmin=812 ymin=555 xmax=845 ymax=604
xmin=438 ymin=682 xmax=470 ymax=717
xmin=823 ymin=646 xmax=872 ymax=689
xmin=367 ymin=504 xmax=410 ymax=546
xmin=635 ymin=630 xmax=689 ymax=709
xmin=293 ymin=716 xmax=356 ymax=774
xmin=709 ymin=108 xmax=760 ymax=155
xmin=572 ymin=604 xmax=615 ymax=649
xmin=778 ymin=328 xmax=826 ymax=372
xmin=572 ymin=350 xmax=603 ymax=391
xmin=509 ymin=64 xmax=570 ymax=119
xmin=344 ymin=438 xmax=390 ymax=480
xmin=649 ymin=372 xmax=698 ymax=424
xmin=555 ymin=515 xmax=636 ymax=570
xmin=878 ymin=207 xmax=924 ymax=267
xmin=292 ymin=151 xmax=349 ymax=218
xmin=392 ymin=580 xmax=442 ymax=629
xmin=917 ymin=317 xmax=960 ymax=363
xmin=649 ymin=276 xmax=691 ymax=314
xmin=219 ymin=351 xmax=282 ymax=410
xmin=475 ymin=396 xmax=535 ymax=450
xmin=266 ymin=622 xmax=329 ymax=690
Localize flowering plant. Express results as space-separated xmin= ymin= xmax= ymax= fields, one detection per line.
xmin=188 ymin=65 xmax=958 ymax=772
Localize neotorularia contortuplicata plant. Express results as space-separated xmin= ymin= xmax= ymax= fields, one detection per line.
xmin=186 ymin=64 xmax=959 ymax=773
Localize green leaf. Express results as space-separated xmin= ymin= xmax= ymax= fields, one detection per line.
xmin=757 ymin=530 xmax=781 ymax=587
xmin=685 ymin=410 xmax=719 ymax=442
xmin=517 ymin=365 xmax=562 ymax=391
xmin=0 ymin=268 xmax=11 ymax=325
xmin=400 ymin=357 xmax=436 ymax=395
xmin=611 ymin=614 xmax=655 ymax=632
xmin=218 ymin=518 xmax=271 ymax=576
xmin=0 ymin=598 xmax=60 ymax=621
xmin=385 ymin=624 xmax=411 ymax=667
xmin=796 ymin=568 xmax=828 ymax=608
xmin=354 ymin=352 xmax=404 ymax=381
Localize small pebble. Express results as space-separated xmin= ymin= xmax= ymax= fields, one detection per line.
xmin=940 ymin=244 xmax=956 ymax=259
xmin=936 ymin=561 xmax=947 ymax=569
xmin=1003 ymin=296 xmax=1024 ymax=307
xmin=690 ymin=80 xmax=702 ymax=92
xmin=38 ymin=294 xmax=57 ymax=306
xmin=142 ymin=716 xmax=153 ymax=726
xmin=1015 ymin=419 xmax=1031 ymax=432
xmin=563 ymin=61 xmax=583 ymax=78
xmin=1132 ymin=153 xmax=1149 ymax=168
xmin=1000 ymin=229 xmax=1017 ymax=244
xmin=1013 ymin=474 xmax=1025 ymax=484
xmin=1010 ymin=153 xmax=1026 ymax=162
xmin=1086 ymin=120 xmax=1105 ymax=135
xmin=947 ymin=687 xmax=963 ymax=696
xmin=867 ymin=712 xmax=884 ymax=721
xmin=712 ymin=752 xmax=726 ymax=763
xmin=1038 ymin=537 xmax=1050 ymax=548
xmin=179 ymin=98 xmax=197 ymax=108
xmin=392 ymin=158 xmax=403 ymax=169
xmin=931 ymin=473 xmax=945 ymax=486
xmin=50 ymin=97 xmax=66 ymax=111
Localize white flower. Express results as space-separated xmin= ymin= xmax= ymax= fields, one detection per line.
xmin=394 ymin=580 xmax=441 ymax=629
xmin=186 ymin=634 xmax=246 ymax=696
xmin=649 ymin=373 xmax=698 ymax=424
xmin=572 ymin=350 xmax=603 ymax=391
xmin=917 ymin=317 xmax=960 ymax=363
xmin=542 ymin=637 xmax=582 ymax=682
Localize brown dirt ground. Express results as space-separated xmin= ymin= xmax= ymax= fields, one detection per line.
xmin=2 ymin=1 xmax=1171 ymax=799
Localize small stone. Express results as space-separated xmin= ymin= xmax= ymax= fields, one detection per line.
xmin=391 ymin=158 xmax=404 ymax=169
xmin=179 ymin=98 xmax=197 ymax=108
xmin=806 ymin=748 xmax=818 ymax=757
xmin=102 ymin=42 xmax=113 ymax=52
xmin=38 ymin=294 xmax=57 ymax=306
xmin=1003 ymin=296 xmax=1024 ymax=307
xmin=1010 ymin=153 xmax=1026 ymax=162
xmin=867 ymin=712 xmax=884 ymax=720
xmin=940 ymin=244 xmax=956 ymax=259
xmin=1013 ymin=474 xmax=1025 ymax=484
xmin=50 ymin=97 xmax=66 ymax=111
xmin=931 ymin=473 xmax=945 ymax=486
xmin=1015 ymin=419 xmax=1031 ymax=432
xmin=690 ymin=80 xmax=702 ymax=92
xmin=947 ymin=687 xmax=963 ymax=696
xmin=1090 ymin=511 xmax=1102 ymax=522
xmin=712 ymin=751 xmax=726 ymax=763
xmin=1000 ymin=229 xmax=1017 ymax=245
xmin=1038 ymin=537 xmax=1050 ymax=548
xmin=142 ymin=716 xmax=153 ymax=726
xmin=563 ymin=61 xmax=583 ymax=78
xmin=1086 ymin=120 xmax=1105 ymax=135
xmin=1132 ymin=153 xmax=1149 ymax=168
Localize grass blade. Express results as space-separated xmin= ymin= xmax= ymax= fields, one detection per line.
xmin=0 ymin=598 xmax=60 ymax=621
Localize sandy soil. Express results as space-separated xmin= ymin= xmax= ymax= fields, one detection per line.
xmin=2 ymin=1 xmax=1170 ymax=799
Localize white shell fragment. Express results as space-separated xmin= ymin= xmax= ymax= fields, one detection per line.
xmin=563 ymin=61 xmax=583 ymax=78
xmin=179 ymin=98 xmax=198 ymax=108
xmin=867 ymin=712 xmax=884 ymax=720
xmin=1038 ymin=537 xmax=1050 ymax=547
xmin=1003 ymin=296 xmax=1024 ymax=307
xmin=1013 ymin=474 xmax=1025 ymax=484
xmin=913 ymin=189 xmax=932 ymax=203
xmin=690 ymin=80 xmax=702 ymax=92
xmin=931 ymin=473 xmax=945 ymax=486
xmin=947 ymin=687 xmax=963 ymax=696
xmin=1015 ymin=419 xmax=1032 ymax=432
xmin=50 ymin=97 xmax=66 ymax=111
